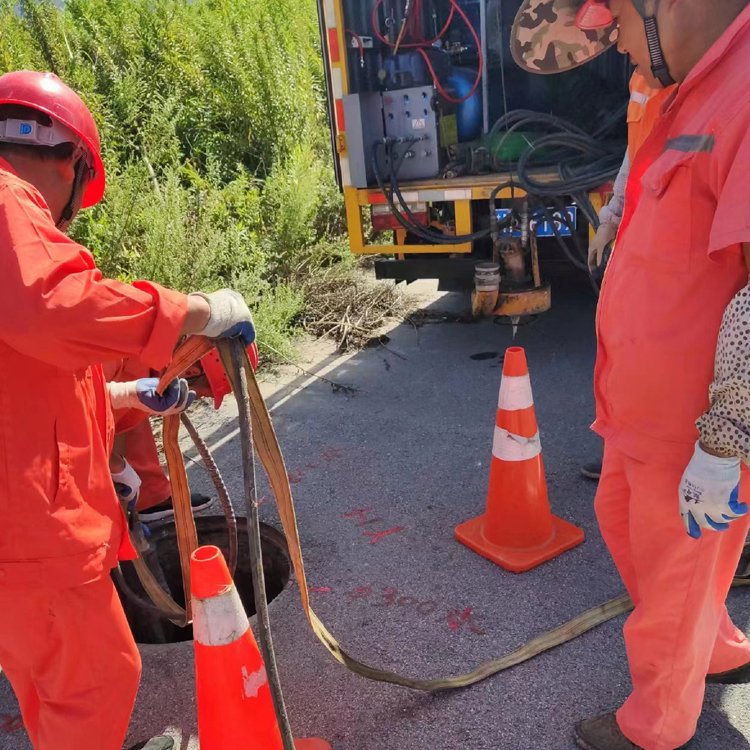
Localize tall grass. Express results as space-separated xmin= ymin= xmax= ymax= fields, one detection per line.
xmin=0 ymin=0 xmax=347 ymax=357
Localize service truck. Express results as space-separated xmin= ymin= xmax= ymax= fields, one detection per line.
xmin=316 ymin=0 xmax=630 ymax=316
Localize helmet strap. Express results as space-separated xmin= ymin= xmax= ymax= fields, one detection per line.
xmin=57 ymin=156 xmax=87 ymax=229
xmin=638 ymin=0 xmax=676 ymax=86
xmin=643 ymin=15 xmax=676 ymax=85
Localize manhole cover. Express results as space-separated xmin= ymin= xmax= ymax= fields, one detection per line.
xmin=115 ymin=516 xmax=290 ymax=645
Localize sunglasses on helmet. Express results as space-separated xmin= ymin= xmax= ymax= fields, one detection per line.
xmin=575 ymin=0 xmax=615 ymax=30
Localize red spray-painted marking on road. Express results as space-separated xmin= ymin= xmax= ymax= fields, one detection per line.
xmin=349 ymin=585 xmax=437 ymax=616
xmin=342 ymin=507 xmax=374 ymax=524
xmin=343 ymin=507 xmax=406 ymax=545
xmin=309 ymin=586 xmax=333 ymax=593
xmin=346 ymin=583 xmax=487 ymax=634
xmin=447 ymin=607 xmax=486 ymax=635
xmin=320 ymin=447 xmax=343 ymax=462
xmin=285 ymin=447 xmax=343 ymax=486
xmin=363 ymin=526 xmax=406 ymax=545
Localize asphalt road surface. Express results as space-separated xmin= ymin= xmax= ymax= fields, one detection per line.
xmin=2 ymin=275 xmax=750 ymax=750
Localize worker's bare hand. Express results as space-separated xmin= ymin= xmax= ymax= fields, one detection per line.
xmin=588 ymin=222 xmax=618 ymax=272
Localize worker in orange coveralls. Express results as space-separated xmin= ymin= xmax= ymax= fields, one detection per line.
xmin=0 ymin=70 xmax=255 ymax=750
xmin=581 ymin=70 xmax=675 ymax=482
xmin=513 ymin=0 xmax=750 ymax=748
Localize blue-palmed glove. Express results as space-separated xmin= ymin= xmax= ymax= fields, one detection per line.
xmin=679 ymin=442 xmax=748 ymax=539
xmin=107 ymin=378 xmax=195 ymax=415
xmin=191 ymin=289 xmax=255 ymax=345
xmin=111 ymin=459 xmax=142 ymax=507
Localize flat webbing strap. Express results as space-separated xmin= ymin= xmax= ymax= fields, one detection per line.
xmin=121 ymin=337 xmax=216 ymax=627
xmin=144 ymin=337 xmax=750 ymax=692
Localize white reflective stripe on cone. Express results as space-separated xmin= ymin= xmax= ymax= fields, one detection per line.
xmin=192 ymin=586 xmax=250 ymax=647
xmin=492 ymin=428 xmax=542 ymax=462
xmin=498 ymin=375 xmax=534 ymax=411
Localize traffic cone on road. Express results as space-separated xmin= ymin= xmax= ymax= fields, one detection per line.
xmin=455 ymin=347 xmax=584 ymax=572
xmin=191 ymin=545 xmax=331 ymax=750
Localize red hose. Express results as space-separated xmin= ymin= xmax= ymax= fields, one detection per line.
xmin=345 ymin=28 xmax=366 ymax=65
xmin=370 ymin=0 xmax=483 ymax=105
xmin=371 ymin=0 xmax=455 ymax=48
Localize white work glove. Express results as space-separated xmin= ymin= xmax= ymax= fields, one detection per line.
xmin=679 ymin=442 xmax=748 ymax=539
xmin=111 ymin=459 xmax=142 ymax=507
xmin=588 ymin=221 xmax=618 ymax=272
xmin=190 ymin=289 xmax=255 ymax=345
xmin=107 ymin=378 xmax=195 ymax=415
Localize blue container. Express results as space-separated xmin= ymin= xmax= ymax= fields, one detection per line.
xmin=447 ymin=67 xmax=483 ymax=142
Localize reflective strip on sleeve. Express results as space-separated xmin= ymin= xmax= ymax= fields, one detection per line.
xmin=666 ymin=134 xmax=715 ymax=153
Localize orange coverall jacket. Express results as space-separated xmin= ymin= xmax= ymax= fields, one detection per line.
xmin=0 ymin=157 xmax=188 ymax=589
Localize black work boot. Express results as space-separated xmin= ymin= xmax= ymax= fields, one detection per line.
xmin=126 ymin=737 xmax=174 ymax=750
xmin=580 ymin=460 xmax=602 ymax=481
xmin=707 ymin=660 xmax=750 ymax=684
xmin=574 ymin=712 xmax=693 ymax=750
xmin=574 ymin=713 xmax=641 ymax=750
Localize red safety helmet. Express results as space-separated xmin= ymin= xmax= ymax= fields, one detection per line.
xmin=200 ymin=342 xmax=259 ymax=410
xmin=0 ymin=71 xmax=105 ymax=208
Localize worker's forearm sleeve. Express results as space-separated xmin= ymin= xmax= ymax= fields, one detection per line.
xmin=697 ymin=283 xmax=750 ymax=462
xmin=599 ymin=152 xmax=630 ymax=229
xmin=0 ymin=181 xmax=188 ymax=371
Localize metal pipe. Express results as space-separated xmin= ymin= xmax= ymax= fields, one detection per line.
xmin=480 ymin=0 xmax=489 ymax=134
xmin=231 ymin=342 xmax=296 ymax=750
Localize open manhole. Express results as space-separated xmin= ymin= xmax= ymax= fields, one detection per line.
xmin=115 ymin=516 xmax=291 ymax=645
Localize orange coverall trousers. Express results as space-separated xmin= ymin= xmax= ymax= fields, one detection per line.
xmin=0 ymin=575 xmax=141 ymax=750
xmin=596 ymin=444 xmax=750 ymax=750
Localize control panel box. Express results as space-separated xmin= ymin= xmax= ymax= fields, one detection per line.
xmin=382 ymin=85 xmax=441 ymax=182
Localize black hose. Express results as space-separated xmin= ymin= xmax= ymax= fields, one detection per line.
xmin=534 ymin=196 xmax=601 ymax=296
xmin=181 ymin=412 xmax=238 ymax=577
xmin=372 ymin=140 xmax=495 ymax=244
xmin=489 ymin=180 xmax=519 ymax=242
xmin=231 ymin=341 xmax=296 ymax=750
xmin=483 ymin=108 xmax=625 ymax=288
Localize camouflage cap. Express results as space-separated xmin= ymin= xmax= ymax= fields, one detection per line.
xmin=511 ymin=0 xmax=619 ymax=75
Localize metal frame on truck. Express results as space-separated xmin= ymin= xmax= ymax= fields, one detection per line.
xmin=317 ymin=0 xmax=628 ymax=317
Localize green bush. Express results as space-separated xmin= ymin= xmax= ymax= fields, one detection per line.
xmin=0 ymin=0 xmax=345 ymax=358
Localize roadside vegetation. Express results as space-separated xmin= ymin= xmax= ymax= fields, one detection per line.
xmin=0 ymin=0 xmax=403 ymax=357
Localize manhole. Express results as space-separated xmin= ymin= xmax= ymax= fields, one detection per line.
xmin=115 ymin=516 xmax=291 ymax=645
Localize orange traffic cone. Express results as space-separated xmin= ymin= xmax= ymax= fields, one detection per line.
xmin=455 ymin=347 xmax=584 ymax=572
xmin=191 ymin=545 xmax=331 ymax=750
